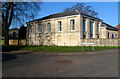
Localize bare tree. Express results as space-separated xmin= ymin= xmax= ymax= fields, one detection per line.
xmin=2 ymin=1 xmax=41 ymax=45
xmin=64 ymin=3 xmax=98 ymax=17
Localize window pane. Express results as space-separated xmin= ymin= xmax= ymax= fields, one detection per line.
xmin=83 ymin=19 xmax=86 ymax=39
xmin=47 ymin=23 xmax=51 ymax=32
xmin=83 ymin=19 xmax=86 ymax=32
xmin=112 ymin=34 xmax=114 ymax=38
xmin=70 ymin=19 xmax=75 ymax=30
xmin=29 ymin=25 xmax=32 ymax=33
xmin=58 ymin=21 xmax=62 ymax=31
xmin=38 ymin=24 xmax=42 ymax=33
xmin=90 ymin=21 xmax=93 ymax=38
xmin=97 ymin=23 xmax=99 ymax=34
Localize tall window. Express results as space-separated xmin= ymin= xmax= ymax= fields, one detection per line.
xmin=29 ymin=25 xmax=32 ymax=33
xmin=97 ymin=23 xmax=99 ymax=38
xmin=90 ymin=21 xmax=93 ymax=38
xmin=47 ymin=22 xmax=51 ymax=32
xmin=38 ymin=24 xmax=42 ymax=33
xmin=97 ymin=23 xmax=99 ymax=32
xmin=70 ymin=19 xmax=75 ymax=31
xmin=108 ymin=32 xmax=109 ymax=38
xmin=58 ymin=21 xmax=62 ymax=31
xmin=83 ymin=19 xmax=86 ymax=39
xmin=112 ymin=34 xmax=114 ymax=38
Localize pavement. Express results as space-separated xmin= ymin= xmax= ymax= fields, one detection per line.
xmin=2 ymin=49 xmax=119 ymax=77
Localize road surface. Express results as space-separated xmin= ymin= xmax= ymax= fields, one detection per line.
xmin=2 ymin=49 xmax=118 ymax=77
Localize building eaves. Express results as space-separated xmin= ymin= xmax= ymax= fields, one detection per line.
xmin=103 ymin=22 xmax=118 ymax=31
xmin=27 ymin=10 xmax=102 ymax=23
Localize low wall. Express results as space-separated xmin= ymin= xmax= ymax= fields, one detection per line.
xmin=80 ymin=39 xmax=120 ymax=46
xmin=9 ymin=39 xmax=26 ymax=45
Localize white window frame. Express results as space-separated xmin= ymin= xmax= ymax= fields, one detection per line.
xmin=38 ymin=24 xmax=42 ymax=33
xmin=70 ymin=19 xmax=75 ymax=31
xmin=83 ymin=19 xmax=86 ymax=39
xmin=90 ymin=21 xmax=94 ymax=38
xmin=46 ymin=22 xmax=51 ymax=33
xmin=29 ymin=25 xmax=32 ymax=34
xmin=58 ymin=21 xmax=62 ymax=32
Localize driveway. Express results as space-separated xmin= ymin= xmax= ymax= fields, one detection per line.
xmin=2 ymin=49 xmax=119 ymax=77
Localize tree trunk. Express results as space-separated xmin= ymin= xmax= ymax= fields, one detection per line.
xmin=2 ymin=2 xmax=14 ymax=45
xmin=4 ymin=29 xmax=9 ymax=45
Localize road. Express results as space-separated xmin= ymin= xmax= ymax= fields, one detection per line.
xmin=2 ymin=49 xmax=118 ymax=77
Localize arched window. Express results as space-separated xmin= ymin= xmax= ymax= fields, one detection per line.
xmin=57 ymin=35 xmax=61 ymax=42
xmin=57 ymin=35 xmax=61 ymax=45
xmin=112 ymin=34 xmax=114 ymax=38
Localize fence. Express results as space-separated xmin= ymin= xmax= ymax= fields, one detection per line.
xmin=9 ymin=39 xmax=26 ymax=45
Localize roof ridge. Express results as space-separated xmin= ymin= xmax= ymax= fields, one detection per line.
xmin=27 ymin=10 xmax=102 ymax=23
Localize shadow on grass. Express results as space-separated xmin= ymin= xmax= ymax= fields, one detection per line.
xmin=2 ymin=45 xmax=26 ymax=52
xmin=2 ymin=53 xmax=17 ymax=62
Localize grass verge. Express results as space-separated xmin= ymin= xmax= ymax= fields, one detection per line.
xmin=2 ymin=45 xmax=120 ymax=52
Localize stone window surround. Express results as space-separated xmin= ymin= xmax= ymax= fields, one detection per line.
xmin=29 ymin=25 xmax=32 ymax=34
xmin=70 ymin=19 xmax=75 ymax=31
xmin=58 ymin=21 xmax=62 ymax=32
xmin=38 ymin=24 xmax=43 ymax=33
xmin=90 ymin=20 xmax=94 ymax=38
xmin=82 ymin=17 xmax=103 ymax=39
xmin=46 ymin=22 xmax=51 ymax=33
xmin=82 ymin=19 xmax=86 ymax=39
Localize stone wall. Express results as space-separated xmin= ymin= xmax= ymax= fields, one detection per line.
xmin=80 ymin=38 xmax=120 ymax=46
xmin=27 ymin=14 xmax=119 ymax=46
xmin=99 ymin=28 xmax=118 ymax=39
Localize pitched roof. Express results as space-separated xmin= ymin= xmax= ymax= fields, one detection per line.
xmin=27 ymin=10 xmax=117 ymax=31
xmin=27 ymin=10 xmax=102 ymax=23
xmin=103 ymin=22 xmax=118 ymax=31
xmin=115 ymin=24 xmax=120 ymax=29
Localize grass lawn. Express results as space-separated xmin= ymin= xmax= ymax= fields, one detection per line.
xmin=2 ymin=45 xmax=120 ymax=52
xmin=2 ymin=40 xmax=5 ymax=45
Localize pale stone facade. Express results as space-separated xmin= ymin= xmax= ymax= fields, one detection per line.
xmin=26 ymin=10 xmax=119 ymax=46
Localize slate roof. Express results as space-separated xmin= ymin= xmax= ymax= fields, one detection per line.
xmin=27 ymin=10 xmax=102 ymax=23
xmin=103 ymin=22 xmax=118 ymax=31
xmin=27 ymin=10 xmax=118 ymax=31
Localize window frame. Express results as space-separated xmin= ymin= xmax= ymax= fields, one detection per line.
xmin=58 ymin=21 xmax=62 ymax=32
xmin=83 ymin=19 xmax=86 ymax=39
xmin=46 ymin=22 xmax=51 ymax=33
xmin=29 ymin=25 xmax=32 ymax=34
xmin=90 ymin=21 xmax=94 ymax=38
xmin=96 ymin=23 xmax=99 ymax=38
xmin=38 ymin=24 xmax=43 ymax=33
xmin=70 ymin=19 xmax=75 ymax=31
xmin=112 ymin=34 xmax=114 ymax=38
